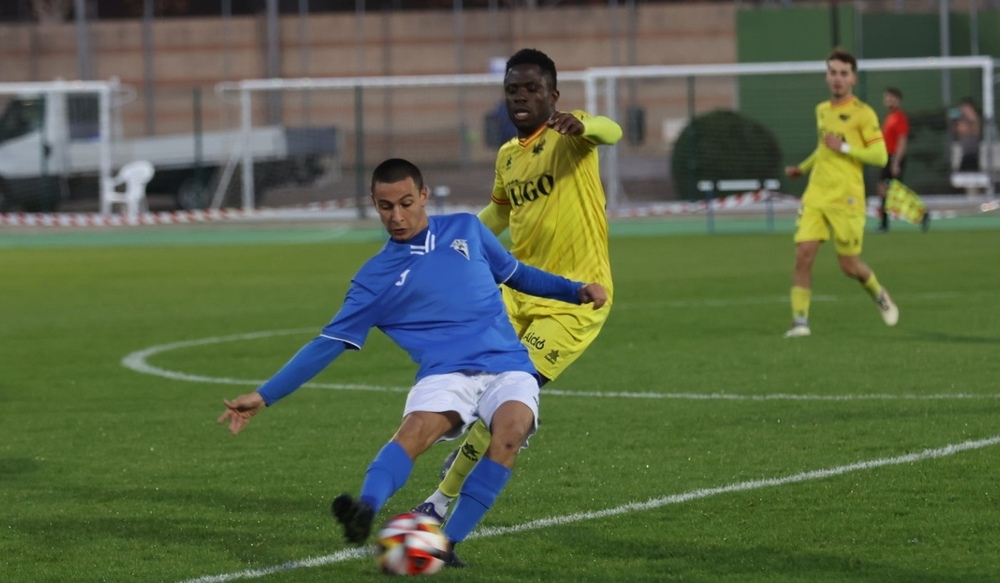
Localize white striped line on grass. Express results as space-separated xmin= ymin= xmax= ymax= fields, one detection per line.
xmin=176 ymin=434 xmax=1000 ymax=583
xmin=122 ymin=328 xmax=1000 ymax=401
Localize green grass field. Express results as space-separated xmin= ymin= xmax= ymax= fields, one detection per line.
xmin=2 ymin=217 xmax=999 ymax=582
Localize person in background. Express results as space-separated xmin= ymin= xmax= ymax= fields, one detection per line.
xmin=782 ymin=48 xmax=898 ymax=338
xmin=952 ymin=97 xmax=982 ymax=172
xmin=876 ymin=87 xmax=910 ymax=233
xmin=217 ymin=157 xmax=608 ymax=568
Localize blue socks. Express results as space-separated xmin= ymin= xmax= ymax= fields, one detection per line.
xmin=443 ymin=457 xmax=511 ymax=544
xmin=359 ymin=441 xmax=413 ymax=512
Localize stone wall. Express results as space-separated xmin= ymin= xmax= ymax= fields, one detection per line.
xmin=0 ymin=4 xmax=739 ymax=206
xmin=0 ymin=4 xmax=736 ymax=85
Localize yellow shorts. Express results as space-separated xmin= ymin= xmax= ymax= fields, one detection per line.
xmin=793 ymin=198 xmax=866 ymax=256
xmin=501 ymin=286 xmax=612 ymax=382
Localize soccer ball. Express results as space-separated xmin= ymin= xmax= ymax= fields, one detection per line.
xmin=375 ymin=512 xmax=449 ymax=576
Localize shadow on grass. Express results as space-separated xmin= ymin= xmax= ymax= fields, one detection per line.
xmin=907 ymin=329 xmax=1000 ymax=345
xmin=4 ymin=482 xmax=355 ymax=578
xmin=0 ymin=458 xmax=41 ymax=478
xmin=495 ymin=532 xmax=994 ymax=583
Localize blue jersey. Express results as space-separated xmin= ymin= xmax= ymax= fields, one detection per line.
xmin=326 ymin=213 xmax=568 ymax=379
xmin=255 ymin=213 xmax=585 ymax=405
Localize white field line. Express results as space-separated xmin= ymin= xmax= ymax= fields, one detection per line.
xmin=122 ymin=328 xmax=404 ymax=392
xmin=176 ymin=434 xmax=1000 ymax=583
xmin=122 ymin=328 xmax=1000 ymax=401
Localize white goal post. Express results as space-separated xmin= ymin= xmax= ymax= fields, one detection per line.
xmin=587 ymin=56 xmax=996 ymax=203
xmin=214 ymin=71 xmax=591 ymax=215
xmin=215 ymin=55 xmax=995 ymax=213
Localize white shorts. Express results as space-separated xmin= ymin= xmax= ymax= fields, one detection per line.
xmin=403 ymin=370 xmax=540 ymax=442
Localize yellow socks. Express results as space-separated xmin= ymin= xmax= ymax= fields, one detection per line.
xmin=790 ymin=286 xmax=811 ymax=323
xmin=862 ymin=273 xmax=883 ymax=301
xmin=439 ymin=418 xmax=492 ymax=498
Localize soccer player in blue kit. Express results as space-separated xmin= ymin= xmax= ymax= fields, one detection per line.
xmin=218 ymin=158 xmax=607 ymax=566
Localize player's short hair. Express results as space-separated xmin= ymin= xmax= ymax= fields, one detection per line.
xmin=371 ymin=158 xmax=424 ymax=192
xmin=827 ymin=47 xmax=857 ymax=72
xmin=959 ymin=96 xmax=980 ymax=111
xmin=506 ymin=48 xmax=558 ymax=90
xmin=885 ymin=87 xmax=903 ymax=100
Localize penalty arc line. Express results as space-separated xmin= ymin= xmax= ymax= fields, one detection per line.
xmin=123 ymin=329 xmax=1000 ymax=402
xmin=177 ymin=434 xmax=1000 ymax=583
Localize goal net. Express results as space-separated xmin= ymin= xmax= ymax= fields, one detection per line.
xmin=213 ymin=72 xmax=591 ymax=217
xmin=216 ymin=56 xmax=994 ymax=216
xmin=589 ymin=56 xmax=995 ymax=207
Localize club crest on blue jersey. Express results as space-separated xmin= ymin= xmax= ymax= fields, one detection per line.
xmin=450 ymin=239 xmax=470 ymax=260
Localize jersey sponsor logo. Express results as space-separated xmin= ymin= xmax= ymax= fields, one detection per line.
xmin=524 ymin=331 xmax=545 ymax=350
xmin=395 ymin=269 xmax=411 ymax=287
xmin=450 ymin=239 xmax=470 ymax=260
xmin=506 ymin=174 xmax=555 ymax=207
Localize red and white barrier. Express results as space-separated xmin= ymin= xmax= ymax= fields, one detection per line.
xmin=1 ymin=190 xmax=797 ymax=227
xmin=608 ymin=190 xmax=799 ymax=219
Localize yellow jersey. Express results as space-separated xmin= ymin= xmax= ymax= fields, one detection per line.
xmin=490 ymin=109 xmax=614 ymax=297
xmin=802 ymin=97 xmax=884 ymax=206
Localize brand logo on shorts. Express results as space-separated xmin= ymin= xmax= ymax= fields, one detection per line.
xmin=545 ymin=349 xmax=560 ymax=364
xmin=524 ymin=331 xmax=545 ymax=350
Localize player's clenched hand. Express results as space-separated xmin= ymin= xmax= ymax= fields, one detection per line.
xmin=217 ymin=392 xmax=266 ymax=435
xmin=784 ymin=165 xmax=803 ymax=178
xmin=578 ymin=283 xmax=608 ymax=310
xmin=546 ymin=112 xmax=584 ymax=136
xmin=823 ymin=133 xmax=845 ymax=152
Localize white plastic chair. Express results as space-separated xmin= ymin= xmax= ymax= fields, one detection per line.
xmin=101 ymin=160 xmax=155 ymax=219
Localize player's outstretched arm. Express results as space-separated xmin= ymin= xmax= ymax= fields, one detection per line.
xmin=217 ymin=336 xmax=349 ymax=435
xmin=580 ymin=115 xmax=623 ymax=145
xmin=547 ymin=112 xmax=623 ymax=145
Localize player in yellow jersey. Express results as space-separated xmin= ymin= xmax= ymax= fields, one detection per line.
xmin=413 ymin=48 xmax=622 ymax=526
xmin=783 ymin=48 xmax=899 ymax=338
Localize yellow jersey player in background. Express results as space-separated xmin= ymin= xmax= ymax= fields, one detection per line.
xmin=414 ymin=48 xmax=622 ymax=522
xmin=783 ymin=48 xmax=899 ymax=338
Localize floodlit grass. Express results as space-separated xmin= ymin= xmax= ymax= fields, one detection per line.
xmin=1 ymin=222 xmax=999 ymax=582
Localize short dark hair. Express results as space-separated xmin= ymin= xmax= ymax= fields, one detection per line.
xmin=827 ymin=47 xmax=857 ymax=72
xmin=960 ymin=96 xmax=980 ymax=111
xmin=371 ymin=158 xmax=424 ymax=192
xmin=506 ymin=48 xmax=558 ymax=90
xmin=885 ymin=87 xmax=903 ymax=100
